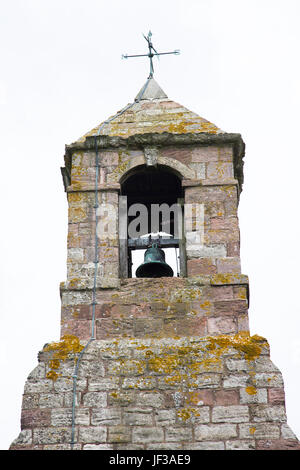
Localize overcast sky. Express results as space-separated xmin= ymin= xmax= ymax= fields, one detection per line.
xmin=1 ymin=0 xmax=300 ymax=449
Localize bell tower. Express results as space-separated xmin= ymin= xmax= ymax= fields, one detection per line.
xmin=10 ymin=75 xmax=300 ymax=450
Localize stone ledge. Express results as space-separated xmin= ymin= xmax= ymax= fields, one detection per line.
xmin=182 ymin=178 xmax=239 ymax=188
xmin=60 ymin=274 xmax=249 ymax=292
xmin=66 ymin=183 xmax=120 ymax=193
xmin=60 ymin=278 xmax=121 ymax=294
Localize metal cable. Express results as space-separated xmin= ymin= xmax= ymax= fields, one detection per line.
xmin=70 ymin=77 xmax=151 ymax=449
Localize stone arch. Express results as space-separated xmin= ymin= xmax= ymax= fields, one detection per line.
xmin=107 ymin=153 xmax=195 ymax=184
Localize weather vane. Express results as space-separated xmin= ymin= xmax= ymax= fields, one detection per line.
xmin=122 ymin=31 xmax=180 ymax=79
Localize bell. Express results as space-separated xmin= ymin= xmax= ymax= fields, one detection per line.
xmin=136 ymin=243 xmax=174 ymax=278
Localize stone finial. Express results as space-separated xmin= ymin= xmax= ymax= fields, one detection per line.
xmin=135 ymin=78 xmax=168 ymax=101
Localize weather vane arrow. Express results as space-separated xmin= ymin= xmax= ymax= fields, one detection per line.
xmin=122 ymin=31 xmax=180 ymax=78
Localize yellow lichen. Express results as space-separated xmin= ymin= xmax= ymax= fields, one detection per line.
xmin=206 ymin=332 xmax=266 ymax=361
xmin=46 ymin=370 xmax=60 ymax=382
xmin=168 ymin=122 xmax=189 ymax=133
xmin=140 ymin=332 xmax=267 ymax=388
xmin=68 ymin=207 xmax=87 ymax=223
xmin=90 ymin=333 xmax=267 ymax=413
xmin=43 ymin=334 xmax=84 ymax=381
xmin=177 ymin=407 xmax=200 ymax=421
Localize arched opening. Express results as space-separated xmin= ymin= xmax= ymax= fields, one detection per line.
xmin=119 ymin=165 xmax=185 ymax=278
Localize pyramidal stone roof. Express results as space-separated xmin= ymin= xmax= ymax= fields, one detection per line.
xmin=75 ymin=78 xmax=224 ymax=143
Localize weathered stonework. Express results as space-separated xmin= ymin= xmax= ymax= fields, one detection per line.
xmin=10 ymin=334 xmax=300 ymax=450
xmin=10 ymin=78 xmax=299 ymax=450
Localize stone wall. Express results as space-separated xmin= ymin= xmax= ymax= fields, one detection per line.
xmin=59 ymin=277 xmax=249 ymax=341
xmin=10 ymin=333 xmax=300 ymax=450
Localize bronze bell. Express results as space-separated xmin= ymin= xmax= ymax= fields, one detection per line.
xmin=136 ymin=243 xmax=174 ymax=278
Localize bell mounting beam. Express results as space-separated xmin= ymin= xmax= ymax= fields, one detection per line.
xmin=122 ymin=31 xmax=180 ymax=78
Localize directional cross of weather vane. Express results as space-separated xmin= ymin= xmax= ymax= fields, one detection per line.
xmin=122 ymin=31 xmax=180 ymax=78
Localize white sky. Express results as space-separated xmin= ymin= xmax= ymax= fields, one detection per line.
xmin=1 ymin=0 xmax=300 ymax=449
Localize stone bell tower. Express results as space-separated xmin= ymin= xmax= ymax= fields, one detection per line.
xmin=10 ymin=77 xmax=300 ymax=450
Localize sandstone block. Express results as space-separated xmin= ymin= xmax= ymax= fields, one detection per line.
xmin=165 ymin=426 xmax=193 ymax=442
xmin=135 ymin=392 xmax=165 ymax=408
xmin=223 ymin=375 xmax=249 ymax=388
xmin=21 ymin=409 xmax=51 ymax=429
xmin=88 ymin=377 xmax=119 ymax=391
xmin=214 ymin=390 xmax=239 ymax=405
xmin=225 ymin=439 xmax=255 ymax=450
xmin=54 ymin=377 xmax=86 ymax=394
xmin=79 ymin=426 xmax=106 ymax=444
xmin=212 ymin=405 xmax=249 ymax=423
xmin=108 ymin=390 xmax=135 ymax=407
xmin=240 ymin=387 xmax=268 ymax=404
xmin=207 ymin=316 xmax=237 ymax=335
xmin=189 ymin=162 xmax=206 ymax=179
xmin=187 ymin=390 xmax=214 ymax=406
xmin=91 ymin=408 xmax=122 ymax=426
xmin=83 ymin=392 xmax=107 ymax=407
xmin=132 ymin=427 xmax=164 ymax=444
xmin=184 ymin=441 xmax=225 ymax=450
xmin=24 ymin=379 xmax=53 ymax=394
xmin=162 ymin=147 xmax=192 ymax=164
xmin=83 ymin=444 xmax=114 ymax=450
xmin=191 ymin=146 xmax=219 ymax=163
xmin=216 ymin=257 xmax=241 ymax=274
xmin=51 ymin=408 xmax=89 ymax=426
xmin=214 ymin=299 xmax=247 ymax=316
xmin=147 ymin=443 xmax=183 ymax=450
xmin=155 ymin=409 xmax=177 ymax=425
xmin=211 ymin=285 xmax=233 ymax=300
xmin=122 ymin=377 xmax=157 ymax=390
xmin=124 ymin=409 xmax=153 ymax=426
xmin=22 ymin=394 xmax=40 ymax=410
xmin=256 ymin=439 xmax=300 ymax=450
xmin=195 ymin=424 xmax=237 ymax=440
xmin=255 ymin=373 xmax=283 ymax=388
xmin=267 ymin=388 xmax=285 ymax=404
xmin=186 ymin=244 xmax=226 ymax=259
xmin=191 ymin=373 xmax=221 ymax=389
xmin=239 ymin=423 xmax=280 ymax=439
xmin=225 ymin=358 xmax=249 ymax=372
xmin=251 ymin=405 xmax=286 ymax=423
xmin=33 ymin=427 xmax=72 ymax=445
xmin=67 ymin=248 xmax=84 ymax=262
xmin=107 ymin=426 xmax=131 ymax=443
xmin=187 ymin=258 xmax=217 ymax=276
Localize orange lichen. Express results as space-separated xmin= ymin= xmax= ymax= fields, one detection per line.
xmin=168 ymin=122 xmax=189 ymax=133
xmin=141 ymin=332 xmax=267 ymax=389
xmin=43 ymin=334 xmax=84 ymax=381
xmin=177 ymin=407 xmax=201 ymax=421
xmin=46 ymin=370 xmax=60 ymax=382
xmin=68 ymin=207 xmax=87 ymax=223
xmin=206 ymin=332 xmax=266 ymax=361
